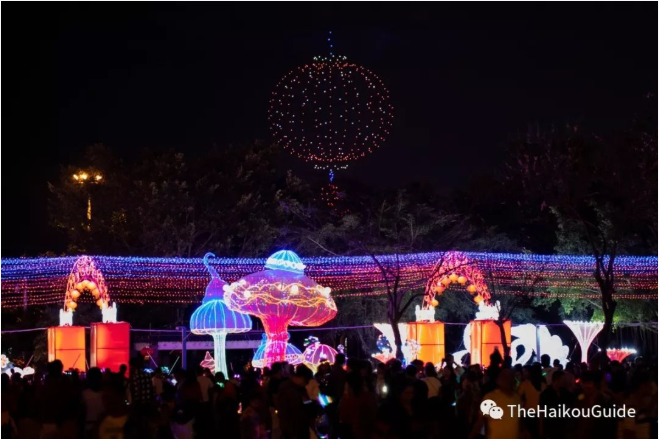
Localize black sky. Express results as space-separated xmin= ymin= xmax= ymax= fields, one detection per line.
xmin=2 ymin=3 xmax=656 ymax=256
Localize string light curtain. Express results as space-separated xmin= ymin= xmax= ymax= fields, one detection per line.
xmin=2 ymin=252 xmax=657 ymax=308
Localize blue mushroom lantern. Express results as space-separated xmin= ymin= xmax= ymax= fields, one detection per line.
xmin=190 ymin=253 xmax=252 ymax=376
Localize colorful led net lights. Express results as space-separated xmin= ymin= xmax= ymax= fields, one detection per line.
xmin=223 ymin=250 xmax=337 ymax=367
xmin=1 ymin=252 xmax=657 ymax=308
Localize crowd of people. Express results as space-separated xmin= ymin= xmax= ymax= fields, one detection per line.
xmin=1 ymin=350 xmax=656 ymax=439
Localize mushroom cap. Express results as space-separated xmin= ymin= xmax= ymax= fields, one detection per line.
xmin=224 ymin=268 xmax=336 ymax=326
xmin=265 ymin=250 xmax=306 ymax=273
xmin=190 ymin=299 xmax=252 ymax=335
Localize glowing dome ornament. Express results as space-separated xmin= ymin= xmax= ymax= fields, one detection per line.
xmin=302 ymin=336 xmax=338 ymax=371
xmin=268 ymin=40 xmax=394 ymax=175
xmin=224 ymin=250 xmax=337 ymax=368
xmin=563 ymin=320 xmax=604 ymax=364
xmin=265 ymin=250 xmax=306 ymax=273
xmin=190 ymin=253 xmax=252 ymax=377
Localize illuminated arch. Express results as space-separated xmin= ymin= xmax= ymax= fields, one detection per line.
xmin=63 ymin=256 xmax=111 ymax=313
xmin=423 ymin=252 xmax=490 ymax=309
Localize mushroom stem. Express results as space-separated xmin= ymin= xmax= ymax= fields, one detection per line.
xmin=262 ymin=319 xmax=291 ymax=367
xmin=212 ymin=332 xmax=228 ymax=377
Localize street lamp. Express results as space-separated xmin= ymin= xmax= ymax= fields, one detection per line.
xmin=72 ymin=171 xmax=104 ymax=223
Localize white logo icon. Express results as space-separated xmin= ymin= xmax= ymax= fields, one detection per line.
xmin=489 ymin=406 xmax=504 ymax=420
xmin=480 ymin=399 xmax=503 ymax=419
xmin=481 ymin=399 xmax=497 ymax=415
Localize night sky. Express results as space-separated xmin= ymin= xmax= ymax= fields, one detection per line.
xmin=3 ymin=3 xmax=656 ymax=256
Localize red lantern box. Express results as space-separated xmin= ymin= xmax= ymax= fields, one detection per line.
xmin=406 ymin=322 xmax=445 ymax=365
xmin=469 ymin=320 xmax=511 ymax=366
xmin=47 ymin=326 xmax=86 ymax=371
xmin=90 ymin=322 xmax=130 ymax=374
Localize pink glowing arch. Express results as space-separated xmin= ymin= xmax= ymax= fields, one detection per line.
xmin=423 ymin=252 xmax=490 ymax=309
xmin=63 ymin=256 xmax=111 ymax=312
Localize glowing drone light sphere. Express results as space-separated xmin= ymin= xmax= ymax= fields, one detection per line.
xmin=268 ymin=53 xmax=394 ymax=173
xmin=190 ymin=253 xmax=252 ymax=377
xmin=224 ymin=250 xmax=337 ymax=368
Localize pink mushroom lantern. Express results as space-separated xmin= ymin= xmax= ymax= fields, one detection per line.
xmin=224 ymin=250 xmax=337 ymax=368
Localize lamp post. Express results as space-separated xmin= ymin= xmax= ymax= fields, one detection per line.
xmin=72 ymin=171 xmax=103 ymax=226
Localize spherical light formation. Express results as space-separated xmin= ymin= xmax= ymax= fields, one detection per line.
xmin=251 ymin=334 xmax=303 ymax=369
xmin=224 ymin=250 xmax=337 ymax=367
xmin=268 ymin=54 xmax=394 ymax=170
xmin=190 ymin=253 xmax=252 ymax=377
